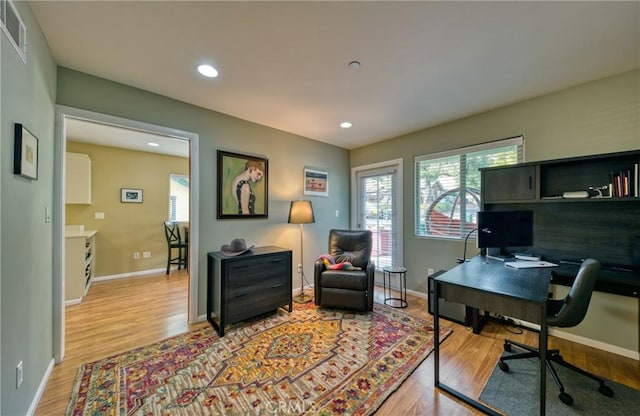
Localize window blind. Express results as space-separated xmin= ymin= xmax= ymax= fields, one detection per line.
xmin=414 ymin=136 xmax=523 ymax=238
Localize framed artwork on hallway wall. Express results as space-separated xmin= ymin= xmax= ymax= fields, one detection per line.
xmin=121 ymin=188 xmax=143 ymax=203
xmin=217 ymin=150 xmax=269 ymax=219
xmin=13 ymin=123 xmax=39 ymax=180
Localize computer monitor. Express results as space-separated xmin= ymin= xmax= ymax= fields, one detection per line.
xmin=477 ymin=210 xmax=533 ymax=248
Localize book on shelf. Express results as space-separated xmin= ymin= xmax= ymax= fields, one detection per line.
xmin=633 ymin=163 xmax=640 ymax=198
xmin=610 ymin=166 xmax=638 ymax=198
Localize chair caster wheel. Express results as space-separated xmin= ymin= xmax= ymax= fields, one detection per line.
xmin=498 ymin=361 xmax=509 ymax=372
xmin=503 ymin=343 xmax=512 ymax=352
xmin=559 ymin=392 xmax=574 ymax=406
xmin=599 ymin=384 xmax=614 ymax=397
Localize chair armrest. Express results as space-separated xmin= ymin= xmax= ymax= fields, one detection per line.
xmin=314 ymin=258 xmax=327 ymax=305
xmin=366 ymin=262 xmax=375 ymax=277
xmin=366 ymin=262 xmax=375 ymax=310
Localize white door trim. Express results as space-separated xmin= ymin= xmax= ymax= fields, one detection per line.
xmin=53 ymin=105 xmax=200 ymax=363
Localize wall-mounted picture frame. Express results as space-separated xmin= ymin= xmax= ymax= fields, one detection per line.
xmin=13 ymin=123 xmax=39 ymax=180
xmin=121 ymin=188 xmax=143 ymax=203
xmin=303 ymin=168 xmax=328 ymax=197
xmin=217 ymin=150 xmax=268 ymax=219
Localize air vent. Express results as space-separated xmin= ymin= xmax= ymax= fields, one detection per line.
xmin=1 ymin=0 xmax=26 ymax=63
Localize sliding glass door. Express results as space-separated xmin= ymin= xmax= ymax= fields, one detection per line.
xmin=352 ymin=160 xmax=403 ymax=270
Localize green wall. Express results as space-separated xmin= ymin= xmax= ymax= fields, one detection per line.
xmin=56 ymin=67 xmax=351 ymax=318
xmin=1 ymin=2 xmax=57 ymax=414
xmin=351 ymin=69 xmax=640 ymax=355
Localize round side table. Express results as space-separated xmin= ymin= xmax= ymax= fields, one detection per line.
xmin=383 ymin=266 xmax=408 ymax=308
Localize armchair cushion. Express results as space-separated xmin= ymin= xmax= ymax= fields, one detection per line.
xmin=329 ymin=230 xmax=371 ymax=269
xmin=318 ymin=269 xmax=369 ymax=291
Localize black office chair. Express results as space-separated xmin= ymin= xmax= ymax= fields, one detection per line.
xmin=163 ymin=221 xmax=188 ymax=274
xmin=498 ymin=258 xmax=613 ymax=406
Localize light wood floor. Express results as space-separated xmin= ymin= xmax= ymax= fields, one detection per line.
xmin=36 ymin=272 xmax=639 ymax=415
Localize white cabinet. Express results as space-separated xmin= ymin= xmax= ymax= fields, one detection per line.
xmin=65 ymin=230 xmax=96 ymax=304
xmin=66 ymin=152 xmax=92 ymax=204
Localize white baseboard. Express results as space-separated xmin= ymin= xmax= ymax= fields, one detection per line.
xmin=549 ymin=328 xmax=640 ymax=361
xmin=65 ymin=298 xmax=82 ymax=306
xmin=28 ymin=358 xmax=55 ymax=416
xmin=93 ymin=267 xmax=167 ymax=282
xmin=407 ymin=288 xmax=427 ymax=299
xmin=495 ymin=316 xmax=639 ymax=361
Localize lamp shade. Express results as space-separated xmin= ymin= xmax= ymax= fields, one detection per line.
xmin=288 ymin=200 xmax=315 ymax=224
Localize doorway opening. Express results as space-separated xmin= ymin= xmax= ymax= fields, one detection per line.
xmin=53 ymin=106 xmax=200 ymax=362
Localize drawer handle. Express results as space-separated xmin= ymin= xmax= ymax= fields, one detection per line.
xmin=271 ymin=258 xmax=284 ymax=263
xmin=234 ymin=265 xmax=249 ymax=269
xmin=235 ymin=291 xmax=250 ymax=298
xmin=271 ymin=283 xmax=284 ymax=288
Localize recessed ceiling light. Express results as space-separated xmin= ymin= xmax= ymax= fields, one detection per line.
xmin=197 ymin=64 xmax=219 ymax=78
xmin=348 ymin=60 xmax=361 ymax=70
xmin=148 ymin=142 xmax=160 ymax=147
xmin=340 ymin=122 xmax=352 ymax=129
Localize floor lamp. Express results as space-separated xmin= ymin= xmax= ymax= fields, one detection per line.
xmin=288 ymin=200 xmax=315 ymax=303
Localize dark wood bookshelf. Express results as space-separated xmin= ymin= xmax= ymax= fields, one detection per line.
xmin=481 ymin=149 xmax=640 ymax=298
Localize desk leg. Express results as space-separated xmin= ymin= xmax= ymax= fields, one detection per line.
xmin=472 ymin=308 xmax=490 ymax=334
xmin=539 ymin=304 xmax=547 ymax=416
xmin=434 ymin=280 xmax=440 ymax=386
xmin=434 ymin=280 xmax=500 ymax=416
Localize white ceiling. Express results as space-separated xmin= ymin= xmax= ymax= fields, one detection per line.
xmin=31 ymin=1 xmax=639 ymax=150
xmin=65 ymin=117 xmax=190 ymax=158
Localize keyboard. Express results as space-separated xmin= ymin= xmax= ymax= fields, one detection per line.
xmin=505 ymin=261 xmax=558 ymax=269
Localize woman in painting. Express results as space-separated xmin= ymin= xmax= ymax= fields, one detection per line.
xmin=231 ymin=159 xmax=264 ymax=215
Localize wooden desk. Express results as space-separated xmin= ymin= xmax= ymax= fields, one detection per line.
xmin=434 ymin=256 xmax=552 ymax=415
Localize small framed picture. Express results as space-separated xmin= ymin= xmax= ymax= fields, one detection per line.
xmin=304 ymin=168 xmax=328 ymax=197
xmin=121 ymin=188 xmax=143 ymax=203
xmin=13 ymin=123 xmax=39 ymax=180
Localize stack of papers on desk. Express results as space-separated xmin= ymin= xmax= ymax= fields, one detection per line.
xmin=505 ymin=261 xmax=558 ymax=269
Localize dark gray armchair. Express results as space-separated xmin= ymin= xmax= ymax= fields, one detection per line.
xmin=314 ymin=229 xmax=375 ymax=311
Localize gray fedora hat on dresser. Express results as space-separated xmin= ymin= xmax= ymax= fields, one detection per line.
xmin=220 ymin=238 xmax=254 ymax=256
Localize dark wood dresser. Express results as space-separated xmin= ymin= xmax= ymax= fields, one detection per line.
xmin=207 ymin=246 xmax=292 ymax=336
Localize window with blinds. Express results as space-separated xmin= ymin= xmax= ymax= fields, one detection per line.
xmin=169 ymin=174 xmax=190 ymax=222
xmin=414 ymin=136 xmax=523 ymax=239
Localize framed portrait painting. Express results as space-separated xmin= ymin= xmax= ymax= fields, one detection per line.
xmin=217 ymin=150 xmax=268 ymax=219
xmin=303 ymin=168 xmax=328 ymax=197
xmin=13 ymin=123 xmax=39 ymax=180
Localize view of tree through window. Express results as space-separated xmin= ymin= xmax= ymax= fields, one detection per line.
xmin=415 ymin=138 xmax=522 ymax=238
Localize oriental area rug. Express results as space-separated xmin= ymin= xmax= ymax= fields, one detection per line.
xmin=66 ymin=302 xmax=451 ymax=415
